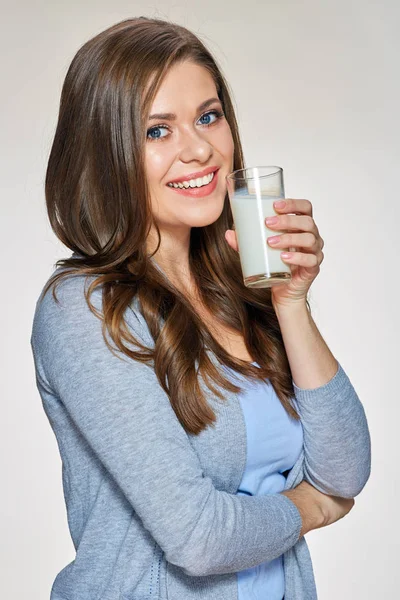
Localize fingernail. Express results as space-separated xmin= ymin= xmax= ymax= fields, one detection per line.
xmin=265 ymin=216 xmax=278 ymax=225
xmin=274 ymin=200 xmax=286 ymax=209
xmin=268 ymin=236 xmax=280 ymax=245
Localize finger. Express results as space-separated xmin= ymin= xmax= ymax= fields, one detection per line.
xmin=267 ymin=232 xmax=318 ymax=250
xmin=283 ymin=249 xmax=324 ymax=265
xmin=281 ymin=250 xmax=320 ymax=268
xmin=273 ymin=198 xmax=313 ymax=217
xmin=266 ymin=214 xmax=319 ymax=237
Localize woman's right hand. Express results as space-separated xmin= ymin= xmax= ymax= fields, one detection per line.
xmin=281 ymin=480 xmax=355 ymax=537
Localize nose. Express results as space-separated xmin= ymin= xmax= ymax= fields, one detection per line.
xmin=178 ymin=126 xmax=213 ymax=164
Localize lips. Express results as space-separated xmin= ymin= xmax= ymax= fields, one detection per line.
xmin=166 ymin=168 xmax=220 ymax=198
xmin=166 ymin=166 xmax=219 ymax=186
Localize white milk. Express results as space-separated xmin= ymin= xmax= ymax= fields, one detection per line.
xmin=230 ymin=194 xmax=291 ymax=287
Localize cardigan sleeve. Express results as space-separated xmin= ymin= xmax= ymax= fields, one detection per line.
xmin=30 ymin=274 xmax=302 ymax=578
xmin=292 ymin=363 xmax=371 ymax=498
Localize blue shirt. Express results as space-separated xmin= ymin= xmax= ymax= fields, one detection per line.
xmin=222 ymin=362 xmax=303 ymax=600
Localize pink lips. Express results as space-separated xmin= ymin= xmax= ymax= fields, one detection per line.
xmin=167 ymin=165 xmax=219 ymax=185
xmin=166 ymin=168 xmax=220 ymax=198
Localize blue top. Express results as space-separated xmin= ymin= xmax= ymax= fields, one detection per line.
xmin=223 ymin=362 xmax=303 ymax=600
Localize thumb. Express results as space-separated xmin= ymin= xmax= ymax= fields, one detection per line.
xmin=225 ymin=229 xmax=239 ymax=252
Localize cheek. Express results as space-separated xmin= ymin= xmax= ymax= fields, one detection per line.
xmin=145 ymin=145 xmax=174 ymax=184
xmin=216 ymin=123 xmax=235 ymax=161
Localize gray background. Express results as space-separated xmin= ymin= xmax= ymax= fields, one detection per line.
xmin=1 ymin=0 xmax=398 ymax=598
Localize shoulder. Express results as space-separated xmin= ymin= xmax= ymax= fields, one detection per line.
xmin=31 ymin=269 xmax=99 ymax=339
xmin=31 ymin=267 xmax=152 ymax=350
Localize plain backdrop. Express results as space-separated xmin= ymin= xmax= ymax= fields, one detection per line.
xmin=1 ymin=1 xmax=398 ymax=598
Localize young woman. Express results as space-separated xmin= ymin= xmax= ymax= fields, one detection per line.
xmin=30 ymin=17 xmax=371 ymax=600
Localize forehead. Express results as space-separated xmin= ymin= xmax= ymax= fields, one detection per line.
xmin=150 ymin=61 xmax=218 ymax=112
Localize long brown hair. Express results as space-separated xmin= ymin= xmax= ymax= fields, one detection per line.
xmin=42 ymin=16 xmax=306 ymax=434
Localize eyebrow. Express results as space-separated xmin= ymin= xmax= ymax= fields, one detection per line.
xmin=148 ymin=97 xmax=222 ymax=121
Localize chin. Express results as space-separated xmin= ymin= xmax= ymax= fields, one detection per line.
xmin=185 ymin=197 xmax=225 ymax=227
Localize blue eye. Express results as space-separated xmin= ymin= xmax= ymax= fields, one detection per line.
xmin=197 ymin=110 xmax=221 ymax=126
xmin=147 ymin=125 xmax=169 ymax=140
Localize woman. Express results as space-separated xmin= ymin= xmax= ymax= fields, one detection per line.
xmin=30 ymin=17 xmax=371 ymax=600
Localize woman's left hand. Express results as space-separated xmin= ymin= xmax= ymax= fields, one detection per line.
xmin=225 ymin=198 xmax=325 ymax=310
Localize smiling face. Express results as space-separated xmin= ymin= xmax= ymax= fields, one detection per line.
xmin=144 ymin=60 xmax=235 ymax=244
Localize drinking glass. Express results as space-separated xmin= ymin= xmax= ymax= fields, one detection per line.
xmin=226 ymin=166 xmax=293 ymax=288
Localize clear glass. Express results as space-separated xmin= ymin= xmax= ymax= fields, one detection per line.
xmin=226 ymin=166 xmax=292 ymax=288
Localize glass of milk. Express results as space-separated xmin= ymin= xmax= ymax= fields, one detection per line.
xmin=226 ymin=166 xmax=293 ymax=288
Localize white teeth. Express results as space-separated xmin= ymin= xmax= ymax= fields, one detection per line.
xmin=168 ymin=171 xmax=215 ymax=188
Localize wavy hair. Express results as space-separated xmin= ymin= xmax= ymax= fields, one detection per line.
xmin=42 ymin=16 xmax=306 ymax=434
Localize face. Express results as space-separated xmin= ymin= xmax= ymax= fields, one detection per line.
xmin=144 ymin=60 xmax=235 ymax=239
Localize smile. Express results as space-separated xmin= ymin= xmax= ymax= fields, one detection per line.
xmin=167 ymin=171 xmax=215 ymax=189
xmin=166 ymin=169 xmax=219 ymax=198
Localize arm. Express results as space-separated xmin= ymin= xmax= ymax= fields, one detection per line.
xmin=31 ymin=276 xmax=303 ymax=578
xmin=275 ymin=302 xmax=371 ymax=498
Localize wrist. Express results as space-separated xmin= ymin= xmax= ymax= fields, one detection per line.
xmin=273 ymin=299 xmax=309 ymax=318
xmin=281 ymin=488 xmax=325 ymax=537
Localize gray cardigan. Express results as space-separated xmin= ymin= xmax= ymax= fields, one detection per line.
xmin=30 ymin=270 xmax=371 ymax=600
